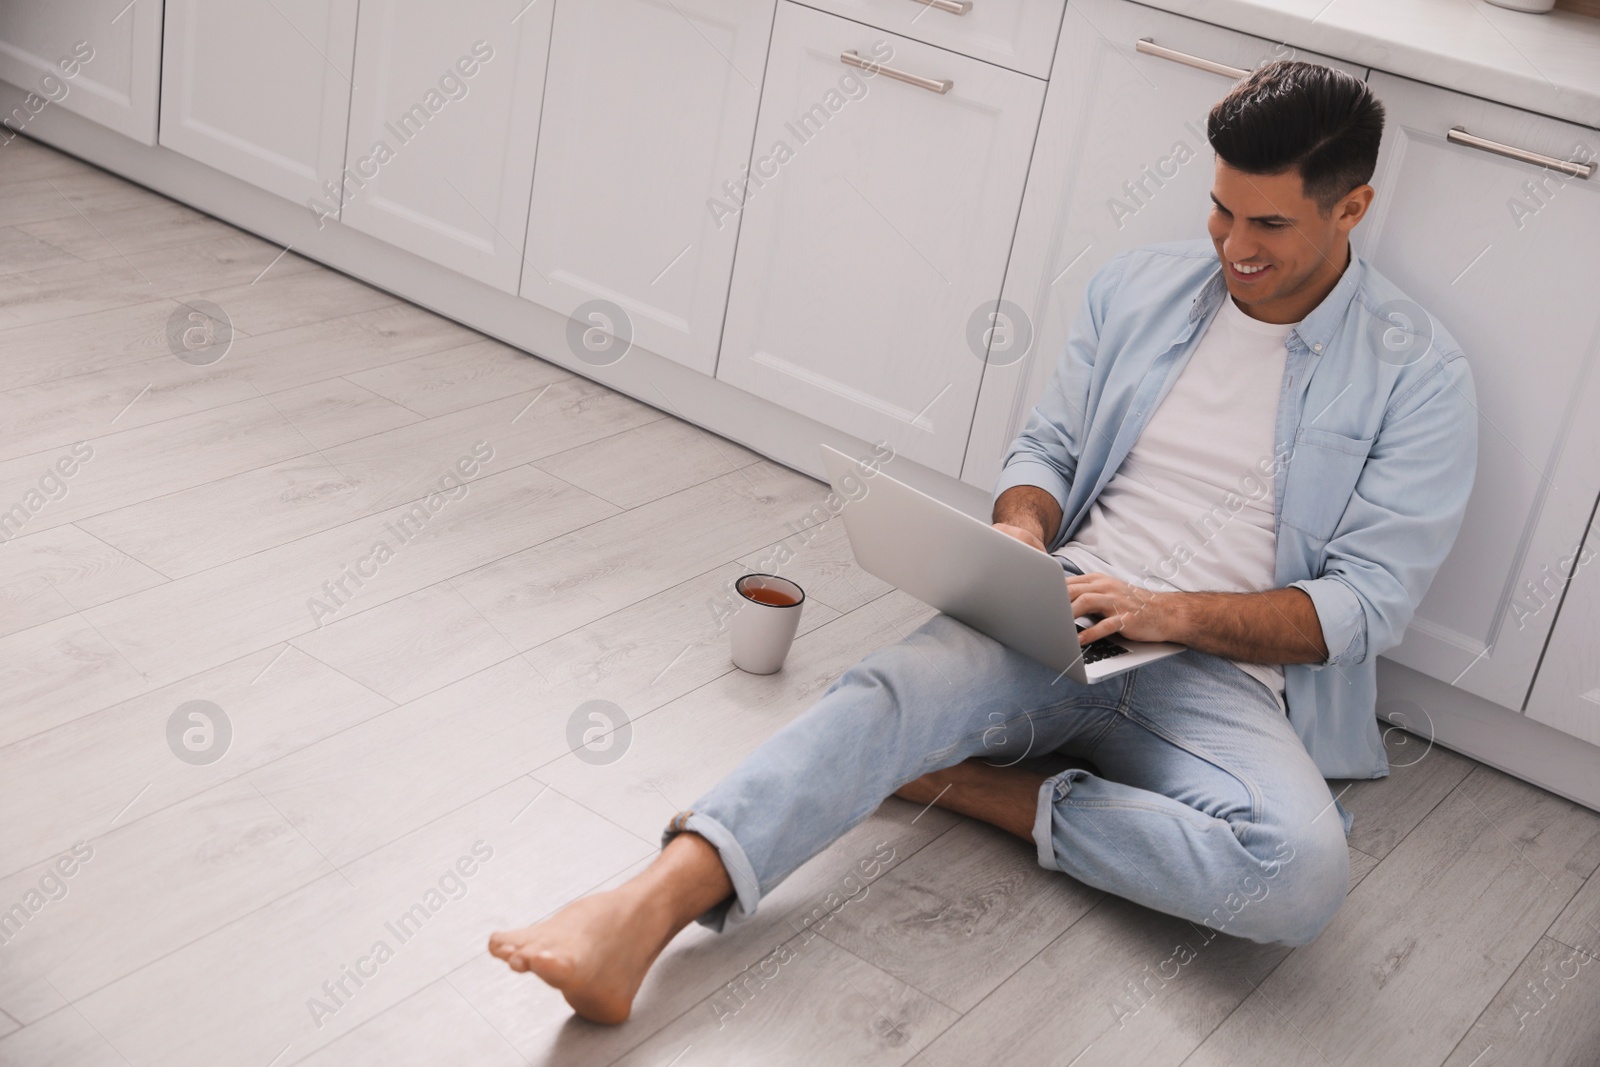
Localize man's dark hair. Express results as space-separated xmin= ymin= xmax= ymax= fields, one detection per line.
xmin=1207 ymin=61 xmax=1385 ymax=213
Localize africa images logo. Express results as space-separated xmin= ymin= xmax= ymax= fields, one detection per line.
xmin=305 ymin=841 xmax=495 ymax=1028
xmin=306 ymin=442 xmax=493 ymax=627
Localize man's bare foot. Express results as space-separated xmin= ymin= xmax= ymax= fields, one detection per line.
xmin=894 ymin=758 xmax=1049 ymax=841
xmin=488 ymin=886 xmax=671 ymax=1024
xmin=488 ymin=830 xmax=734 ymax=1025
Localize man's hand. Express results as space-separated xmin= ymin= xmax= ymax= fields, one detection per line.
xmin=993 ymin=522 xmax=1047 ymax=553
xmin=1066 ymin=573 xmax=1167 ymax=644
xmin=1066 ymin=573 xmax=1330 ymax=664
xmin=990 ymin=485 xmax=1328 ymax=663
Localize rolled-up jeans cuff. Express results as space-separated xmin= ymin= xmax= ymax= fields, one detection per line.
xmin=1034 ymin=767 xmax=1092 ymax=872
xmin=662 ymin=809 xmax=762 ymax=933
xmin=1033 ymin=773 xmax=1064 ymax=872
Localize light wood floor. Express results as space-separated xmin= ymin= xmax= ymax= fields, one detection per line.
xmin=3 ymin=133 xmax=1599 ymax=1067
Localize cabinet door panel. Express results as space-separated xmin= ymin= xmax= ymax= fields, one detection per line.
xmin=0 ymin=1 xmax=162 ymax=145
xmin=961 ymin=0 xmax=1352 ymax=492
xmin=520 ymin=0 xmax=774 ymax=374
xmin=1525 ymin=509 xmax=1600 ymax=745
xmin=342 ymin=0 xmax=553 ymax=293
xmin=1358 ymin=71 xmax=1600 ymax=710
xmin=718 ymin=1 xmax=1044 ymax=475
xmin=159 ymin=0 xmax=358 ymax=206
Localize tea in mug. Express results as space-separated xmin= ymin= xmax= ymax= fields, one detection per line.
xmin=741 ymin=585 xmax=799 ymax=607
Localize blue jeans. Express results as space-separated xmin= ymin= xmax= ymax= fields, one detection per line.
xmin=664 ymin=611 xmax=1354 ymax=948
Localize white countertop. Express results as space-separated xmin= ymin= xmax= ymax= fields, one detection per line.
xmin=1137 ymin=0 xmax=1600 ymax=129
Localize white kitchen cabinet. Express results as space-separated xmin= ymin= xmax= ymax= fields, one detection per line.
xmin=0 ymin=1 xmax=162 ymax=145
xmin=717 ymin=1 xmax=1045 ymax=475
xmin=341 ymin=0 xmax=553 ymax=293
xmin=791 ymin=0 xmax=1065 ymax=79
xmin=159 ymin=0 xmax=359 ymax=208
xmin=519 ymin=0 xmax=774 ymax=374
xmin=961 ymin=0 xmax=1353 ymax=493
xmin=1525 ymin=508 xmax=1600 ymax=745
xmin=1357 ymin=71 xmax=1600 ymax=712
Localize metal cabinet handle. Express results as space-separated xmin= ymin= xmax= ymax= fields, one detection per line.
xmin=1446 ymin=126 xmax=1594 ymax=179
xmin=1135 ymin=38 xmax=1248 ymax=80
xmin=841 ymin=50 xmax=952 ymax=94
xmin=905 ymin=0 xmax=972 ymax=13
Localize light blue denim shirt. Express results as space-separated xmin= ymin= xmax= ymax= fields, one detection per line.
xmin=994 ymin=239 xmax=1477 ymax=780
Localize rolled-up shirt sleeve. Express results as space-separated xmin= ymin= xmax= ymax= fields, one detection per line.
xmin=1291 ymin=351 xmax=1478 ymax=669
xmin=992 ymin=457 xmax=1072 ymax=516
xmin=1289 ymin=573 xmax=1367 ymax=667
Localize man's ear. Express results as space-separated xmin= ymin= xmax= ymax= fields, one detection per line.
xmin=1336 ymin=184 xmax=1375 ymax=234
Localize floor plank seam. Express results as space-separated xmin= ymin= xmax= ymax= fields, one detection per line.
xmin=1455 ymin=766 xmax=1597 ymax=894
xmin=0 ymin=534 xmax=784 ymax=778
xmin=65 ymin=519 xmax=177 ymax=584
xmin=11 ymin=557 xmax=883 ymax=895
xmin=1545 ymin=913 xmax=1600 ymax=964
xmin=526 ymin=446 xmax=764 ymax=514
xmin=1171 ymin=940 xmax=1304 ymax=1067
xmin=333 ymin=373 xmax=432 ymax=422
xmin=0 ymin=302 xmax=482 ymax=426
xmin=1350 ymin=765 xmax=1473 ymax=867
xmin=283 ymin=642 xmax=403 ymax=713
xmin=51 ymin=393 xmax=737 ymax=598
xmin=933 ymin=890 xmax=1118 ymax=1038
xmin=1435 ymin=933 xmax=1550 ymax=1067
xmin=33 ymin=778 xmax=658 ymax=1022
xmin=809 ymin=930 xmax=968 ymax=1067
xmin=50 ymin=453 xmax=618 ymax=627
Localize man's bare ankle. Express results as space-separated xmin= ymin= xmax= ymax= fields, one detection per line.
xmin=628 ymin=834 xmax=736 ymax=931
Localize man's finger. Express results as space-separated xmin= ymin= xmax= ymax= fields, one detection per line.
xmin=1070 ymin=591 xmax=1115 ymax=620
xmin=1068 ymin=589 xmax=1104 ymax=617
xmin=1065 ymin=576 xmax=1108 ymax=599
xmin=1077 ymin=616 xmax=1122 ymax=645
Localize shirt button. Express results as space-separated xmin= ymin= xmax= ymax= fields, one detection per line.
xmin=1312 ymin=342 xmax=1323 ymax=352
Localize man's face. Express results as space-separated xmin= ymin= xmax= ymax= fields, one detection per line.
xmin=1206 ymin=159 xmax=1370 ymax=322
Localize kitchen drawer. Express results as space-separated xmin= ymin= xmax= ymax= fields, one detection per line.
xmin=791 ymin=0 xmax=1063 ymax=78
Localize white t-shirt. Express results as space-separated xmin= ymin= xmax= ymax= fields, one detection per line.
xmin=1055 ymin=294 xmax=1293 ymax=707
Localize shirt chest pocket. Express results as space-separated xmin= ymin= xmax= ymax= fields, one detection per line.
xmin=1279 ymin=427 xmax=1376 ymax=542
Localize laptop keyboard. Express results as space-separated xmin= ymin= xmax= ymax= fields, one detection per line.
xmin=1077 ymin=625 xmax=1131 ymax=665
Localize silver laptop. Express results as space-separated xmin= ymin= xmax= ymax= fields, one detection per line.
xmin=819 ymin=444 xmax=1185 ymax=683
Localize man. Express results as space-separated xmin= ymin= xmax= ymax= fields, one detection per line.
xmin=487 ymin=61 xmax=1477 ymax=1024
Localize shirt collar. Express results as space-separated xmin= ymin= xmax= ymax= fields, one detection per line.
xmin=1187 ymin=245 xmax=1366 ymax=356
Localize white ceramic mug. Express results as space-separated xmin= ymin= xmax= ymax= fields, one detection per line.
xmin=729 ymin=573 xmax=805 ymax=674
